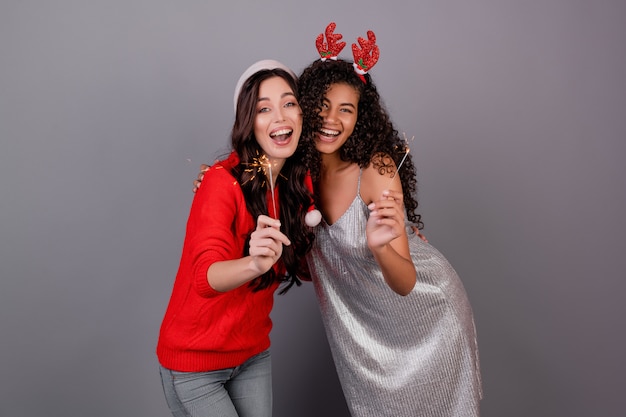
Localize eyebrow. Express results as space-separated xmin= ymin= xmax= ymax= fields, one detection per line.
xmin=323 ymin=97 xmax=356 ymax=109
xmin=257 ymin=92 xmax=296 ymax=103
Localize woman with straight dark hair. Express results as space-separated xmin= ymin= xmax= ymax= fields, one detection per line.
xmin=157 ymin=59 xmax=316 ymax=417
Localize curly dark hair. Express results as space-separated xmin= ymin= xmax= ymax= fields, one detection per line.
xmin=230 ymin=68 xmax=315 ymax=293
xmin=297 ymin=59 xmax=422 ymax=228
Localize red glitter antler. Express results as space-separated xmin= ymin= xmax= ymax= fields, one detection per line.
xmin=352 ymin=29 xmax=380 ymax=82
xmin=316 ymin=22 xmax=346 ymax=61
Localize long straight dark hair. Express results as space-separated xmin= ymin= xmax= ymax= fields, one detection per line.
xmin=231 ymin=68 xmax=315 ymax=293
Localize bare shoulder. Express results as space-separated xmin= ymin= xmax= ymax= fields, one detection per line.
xmin=361 ymin=153 xmax=400 ymax=203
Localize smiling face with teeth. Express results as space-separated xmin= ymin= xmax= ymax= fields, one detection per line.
xmin=253 ymin=76 xmax=302 ymax=172
xmin=315 ymin=82 xmax=359 ymax=156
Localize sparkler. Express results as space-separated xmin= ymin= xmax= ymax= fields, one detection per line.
xmin=386 ymin=133 xmax=414 ymax=189
xmin=243 ymin=153 xmax=278 ymax=218
xmin=260 ymin=154 xmax=277 ymax=218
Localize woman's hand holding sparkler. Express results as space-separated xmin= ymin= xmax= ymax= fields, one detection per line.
xmin=248 ymin=215 xmax=291 ymax=275
xmin=366 ymin=189 xmax=417 ymax=296
xmin=366 ymin=190 xmax=406 ymax=249
xmin=206 ymin=214 xmax=290 ymax=292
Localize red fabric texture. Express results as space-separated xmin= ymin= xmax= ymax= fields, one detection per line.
xmin=157 ymin=151 xmax=280 ymax=372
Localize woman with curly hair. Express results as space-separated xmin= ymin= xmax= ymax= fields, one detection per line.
xmin=296 ymin=52 xmax=482 ymax=416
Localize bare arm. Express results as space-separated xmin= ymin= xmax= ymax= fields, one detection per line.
xmin=362 ymin=164 xmax=417 ymax=295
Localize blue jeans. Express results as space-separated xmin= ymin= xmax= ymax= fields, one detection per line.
xmin=159 ymin=349 xmax=272 ymax=417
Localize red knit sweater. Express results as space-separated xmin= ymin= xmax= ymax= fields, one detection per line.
xmin=157 ymin=151 xmax=281 ymax=372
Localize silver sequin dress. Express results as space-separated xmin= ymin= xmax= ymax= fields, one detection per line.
xmin=306 ymin=186 xmax=482 ymax=417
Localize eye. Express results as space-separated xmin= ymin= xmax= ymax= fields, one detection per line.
xmin=258 ymin=107 xmax=270 ymax=113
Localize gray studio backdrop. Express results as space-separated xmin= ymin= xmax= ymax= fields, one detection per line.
xmin=1 ymin=1 xmax=625 ymax=416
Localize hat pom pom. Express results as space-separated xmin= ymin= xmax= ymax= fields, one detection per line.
xmin=305 ymin=209 xmax=322 ymax=227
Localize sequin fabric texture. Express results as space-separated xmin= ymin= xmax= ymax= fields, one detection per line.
xmin=307 ymin=191 xmax=482 ymax=417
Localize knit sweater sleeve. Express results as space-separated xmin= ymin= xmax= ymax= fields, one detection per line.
xmin=184 ymin=161 xmax=252 ymax=298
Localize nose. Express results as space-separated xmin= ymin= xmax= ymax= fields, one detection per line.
xmin=274 ymin=107 xmax=286 ymax=123
xmin=320 ymin=106 xmax=336 ymax=122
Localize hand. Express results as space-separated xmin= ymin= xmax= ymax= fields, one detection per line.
xmin=249 ymin=215 xmax=291 ymax=275
xmin=193 ymin=164 xmax=209 ymax=193
xmin=366 ymin=189 xmax=405 ymax=250
xmin=411 ymin=225 xmax=428 ymax=243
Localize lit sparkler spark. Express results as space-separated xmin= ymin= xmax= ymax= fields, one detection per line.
xmin=260 ymin=155 xmax=277 ymax=218
xmin=243 ymin=153 xmax=278 ymax=218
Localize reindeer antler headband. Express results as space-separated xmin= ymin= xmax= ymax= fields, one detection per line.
xmin=315 ymin=22 xmax=380 ymax=83
xmin=351 ymin=29 xmax=380 ymax=83
xmin=316 ymin=22 xmax=346 ymax=60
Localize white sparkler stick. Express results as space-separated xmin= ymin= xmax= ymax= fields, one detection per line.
xmin=386 ymin=133 xmax=414 ymax=189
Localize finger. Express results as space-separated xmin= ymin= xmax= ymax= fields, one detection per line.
xmin=374 ymin=217 xmax=405 ymax=237
xmin=249 ymin=232 xmax=282 ymax=251
xmin=250 ymin=223 xmax=291 ymax=246
xmin=196 ymin=164 xmax=209 ymax=181
xmin=250 ymin=234 xmax=286 ymax=257
xmin=370 ymin=209 xmax=404 ymax=229
xmin=256 ymin=215 xmax=281 ymax=231
xmin=373 ymin=199 xmax=398 ymax=210
xmin=249 ymin=244 xmax=279 ymax=258
xmin=408 ymin=225 xmax=428 ymax=242
xmin=382 ymin=189 xmax=403 ymax=202
xmin=258 ymin=229 xmax=291 ymax=247
xmin=368 ymin=200 xmax=400 ymax=214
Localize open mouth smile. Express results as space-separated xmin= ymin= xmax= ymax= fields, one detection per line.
xmin=270 ymin=128 xmax=294 ymax=143
xmin=317 ymin=127 xmax=341 ymax=142
xmin=319 ymin=128 xmax=340 ymax=137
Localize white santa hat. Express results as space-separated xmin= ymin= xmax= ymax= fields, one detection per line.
xmin=233 ymin=59 xmax=297 ymax=114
